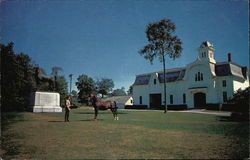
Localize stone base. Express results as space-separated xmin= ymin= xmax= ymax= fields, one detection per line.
xmin=32 ymin=106 xmax=62 ymax=113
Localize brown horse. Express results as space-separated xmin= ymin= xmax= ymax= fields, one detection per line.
xmin=90 ymin=94 xmax=118 ymax=120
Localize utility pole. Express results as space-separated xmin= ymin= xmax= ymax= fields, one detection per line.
xmin=69 ymin=74 xmax=73 ymax=95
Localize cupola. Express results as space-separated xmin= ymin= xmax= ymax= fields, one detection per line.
xmin=198 ymin=41 xmax=216 ymax=63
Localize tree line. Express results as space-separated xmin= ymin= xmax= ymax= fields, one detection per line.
xmin=75 ymin=75 xmax=132 ymax=104
xmin=1 ymin=42 xmax=132 ymax=112
xmin=1 ymin=42 xmax=68 ymax=112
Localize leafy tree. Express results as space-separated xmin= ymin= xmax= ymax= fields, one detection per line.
xmin=1 ymin=42 xmax=36 ymax=112
xmin=51 ymin=66 xmax=63 ymax=91
xmin=70 ymin=90 xmax=81 ymax=107
xmin=36 ymin=68 xmax=52 ymax=91
xmin=111 ymin=88 xmax=127 ymax=96
xmin=96 ymin=78 xmax=114 ymax=97
xmin=76 ymin=74 xmax=96 ymax=104
xmin=71 ymin=90 xmax=78 ymax=97
xmin=127 ymin=85 xmax=133 ymax=95
xmin=138 ymin=19 xmax=183 ymax=113
xmin=54 ymin=76 xmax=68 ymax=106
xmin=228 ymin=87 xmax=249 ymax=113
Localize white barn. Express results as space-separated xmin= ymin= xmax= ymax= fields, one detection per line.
xmin=132 ymin=41 xmax=249 ymax=109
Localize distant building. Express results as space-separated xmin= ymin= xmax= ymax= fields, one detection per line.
xmin=132 ymin=41 xmax=249 ymax=109
xmin=103 ymin=96 xmax=133 ymax=109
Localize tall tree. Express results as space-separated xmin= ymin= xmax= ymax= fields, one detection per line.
xmin=1 ymin=42 xmax=36 ymax=111
xmin=138 ymin=19 xmax=183 ymax=113
xmin=54 ymin=76 xmax=68 ymax=106
xmin=96 ymin=78 xmax=114 ymax=98
xmin=75 ymin=74 xmax=96 ymax=104
xmin=51 ymin=66 xmax=63 ymax=91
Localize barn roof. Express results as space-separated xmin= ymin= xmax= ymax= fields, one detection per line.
xmin=158 ymin=69 xmax=186 ymax=83
xmin=133 ymin=74 xmax=151 ymax=85
xmin=133 ymin=61 xmax=248 ymax=86
xmin=215 ymin=62 xmax=247 ymax=79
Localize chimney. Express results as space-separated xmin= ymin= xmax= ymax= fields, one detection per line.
xmin=228 ymin=53 xmax=232 ymax=62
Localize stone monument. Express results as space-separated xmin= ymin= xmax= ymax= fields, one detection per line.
xmin=29 ymin=91 xmax=62 ymax=112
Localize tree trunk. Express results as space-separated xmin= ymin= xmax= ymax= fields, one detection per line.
xmin=162 ymin=53 xmax=167 ymax=113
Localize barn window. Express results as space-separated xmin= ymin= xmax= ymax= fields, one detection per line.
xmin=170 ymin=95 xmax=173 ymax=104
xmin=223 ymin=92 xmax=227 ymax=102
xmin=198 ymin=72 xmax=201 ymax=81
xmin=183 ymin=94 xmax=186 ymax=104
xmin=222 ymin=80 xmax=226 ymax=87
xmin=195 ymin=72 xmax=203 ymax=81
xmin=139 ymin=96 xmax=142 ymax=104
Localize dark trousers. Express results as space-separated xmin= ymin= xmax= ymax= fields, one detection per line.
xmin=94 ymin=106 xmax=99 ymax=118
xmin=64 ymin=107 xmax=70 ymax=122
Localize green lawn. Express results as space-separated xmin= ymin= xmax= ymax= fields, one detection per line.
xmin=1 ymin=107 xmax=249 ymax=159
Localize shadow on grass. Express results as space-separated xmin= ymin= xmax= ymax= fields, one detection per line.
xmin=48 ymin=119 xmax=104 ymax=122
xmin=74 ymin=112 xmax=127 ymax=115
xmin=48 ymin=120 xmax=65 ymax=122
xmin=77 ymin=119 xmax=104 ymax=121
xmin=2 ymin=112 xmax=24 ymax=130
xmin=219 ymin=113 xmax=249 ymax=122
xmin=218 ymin=114 xmax=249 ymax=159
xmin=1 ymin=112 xmax=27 ymax=159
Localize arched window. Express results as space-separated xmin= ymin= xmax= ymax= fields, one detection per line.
xmin=201 ymin=73 xmax=203 ymax=81
xmin=198 ymin=72 xmax=201 ymax=81
xmin=139 ymin=96 xmax=142 ymax=104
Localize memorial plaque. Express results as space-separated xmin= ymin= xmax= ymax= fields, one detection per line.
xmin=29 ymin=91 xmax=62 ymax=112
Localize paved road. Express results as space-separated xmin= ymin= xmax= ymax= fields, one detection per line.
xmin=170 ymin=109 xmax=232 ymax=117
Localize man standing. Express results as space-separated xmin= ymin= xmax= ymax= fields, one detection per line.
xmin=65 ymin=96 xmax=71 ymax=122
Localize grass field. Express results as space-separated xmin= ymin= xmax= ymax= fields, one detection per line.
xmin=1 ymin=107 xmax=249 ymax=159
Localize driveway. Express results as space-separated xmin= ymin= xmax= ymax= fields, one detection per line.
xmin=170 ymin=109 xmax=231 ymax=117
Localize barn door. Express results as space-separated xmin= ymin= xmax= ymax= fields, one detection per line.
xmin=194 ymin=92 xmax=206 ymax=108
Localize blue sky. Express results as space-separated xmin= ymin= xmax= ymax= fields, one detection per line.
xmin=1 ymin=0 xmax=248 ymax=92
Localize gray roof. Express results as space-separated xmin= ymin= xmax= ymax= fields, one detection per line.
xmin=103 ymin=96 xmax=132 ymax=104
xmin=133 ymin=74 xmax=151 ymax=85
xmin=158 ymin=69 xmax=186 ymax=83
xmin=133 ymin=69 xmax=186 ymax=85
xmin=200 ymin=41 xmax=213 ymax=48
xmin=215 ymin=63 xmax=247 ymax=79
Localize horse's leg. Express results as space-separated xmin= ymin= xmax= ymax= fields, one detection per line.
xmin=110 ymin=108 xmax=115 ymax=120
xmin=114 ymin=107 xmax=119 ymax=120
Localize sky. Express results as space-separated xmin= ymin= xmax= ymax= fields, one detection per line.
xmin=1 ymin=0 xmax=249 ymax=93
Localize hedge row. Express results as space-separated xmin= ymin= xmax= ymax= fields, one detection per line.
xmin=206 ymin=103 xmax=248 ymax=112
xmin=124 ymin=105 xmax=148 ymax=109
